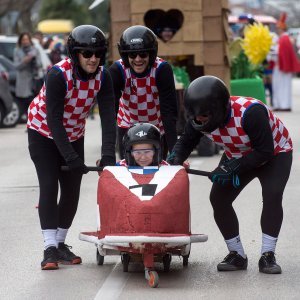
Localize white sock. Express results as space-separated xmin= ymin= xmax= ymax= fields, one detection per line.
xmin=56 ymin=227 xmax=68 ymax=244
xmin=225 ymin=235 xmax=246 ymax=258
xmin=42 ymin=229 xmax=58 ymax=250
xmin=261 ymin=233 xmax=277 ymax=254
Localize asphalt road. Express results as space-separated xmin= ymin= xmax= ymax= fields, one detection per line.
xmin=1 ymin=79 xmax=299 ymax=300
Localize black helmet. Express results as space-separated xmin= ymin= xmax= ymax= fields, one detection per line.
xmin=118 ymin=25 xmax=158 ymax=68
xmin=67 ymin=25 xmax=107 ymax=66
xmin=184 ymin=76 xmax=230 ymax=132
xmin=123 ymin=123 xmax=161 ymax=166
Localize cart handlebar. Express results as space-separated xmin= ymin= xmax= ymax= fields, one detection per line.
xmin=61 ymin=166 xmax=211 ymax=177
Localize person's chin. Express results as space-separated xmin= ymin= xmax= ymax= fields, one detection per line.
xmin=86 ymin=66 xmax=97 ymax=73
xmin=133 ymin=65 xmax=146 ymax=73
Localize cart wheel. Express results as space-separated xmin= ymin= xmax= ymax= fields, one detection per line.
xmin=96 ymin=249 xmax=104 ymax=265
xmin=162 ymin=254 xmax=172 ymax=272
xmin=182 ymin=255 xmax=189 ymax=267
xmin=148 ymin=271 xmax=159 ymax=288
xmin=121 ymin=253 xmax=130 ymax=272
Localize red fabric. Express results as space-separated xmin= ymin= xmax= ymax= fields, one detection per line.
xmin=97 ymin=168 xmax=190 ymax=236
xmin=278 ymin=34 xmax=300 ymax=73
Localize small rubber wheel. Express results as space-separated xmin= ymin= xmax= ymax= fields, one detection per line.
xmin=96 ymin=249 xmax=104 ymax=265
xmin=121 ymin=253 xmax=130 ymax=272
xmin=162 ymin=254 xmax=172 ymax=272
xmin=148 ymin=271 xmax=159 ymax=288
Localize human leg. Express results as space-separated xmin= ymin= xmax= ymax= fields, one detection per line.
xmin=210 ymin=174 xmax=254 ymax=271
xmin=258 ymin=151 xmax=292 ymax=273
xmin=56 ymin=137 xmax=84 ymax=264
xmin=117 ymin=127 xmax=128 ymax=159
xmin=28 ymin=129 xmax=62 ymax=269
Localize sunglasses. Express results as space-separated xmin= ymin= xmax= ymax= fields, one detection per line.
xmin=128 ymin=52 xmax=149 ymax=59
xmin=131 ymin=149 xmax=155 ymax=157
xmin=79 ymin=50 xmax=102 ymax=59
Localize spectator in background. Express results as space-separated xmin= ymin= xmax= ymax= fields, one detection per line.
xmin=13 ymin=32 xmax=43 ymax=118
xmin=49 ymin=38 xmax=64 ymax=65
xmin=33 ymin=30 xmax=45 ymax=47
xmin=272 ymin=13 xmax=300 ymax=111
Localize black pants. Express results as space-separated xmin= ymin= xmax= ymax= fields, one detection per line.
xmin=210 ymin=151 xmax=292 ymax=240
xmin=17 ymin=96 xmax=33 ymax=118
xmin=28 ymin=129 xmax=84 ymax=230
xmin=117 ymin=126 xmax=168 ymax=160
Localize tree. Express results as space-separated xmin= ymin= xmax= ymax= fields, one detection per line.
xmin=39 ymin=0 xmax=92 ymax=26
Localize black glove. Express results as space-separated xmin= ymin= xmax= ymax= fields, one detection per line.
xmin=67 ymin=157 xmax=89 ymax=174
xmin=209 ymin=158 xmax=241 ymax=188
xmin=98 ymin=155 xmax=116 ymax=167
xmin=166 ymin=151 xmax=183 ymax=165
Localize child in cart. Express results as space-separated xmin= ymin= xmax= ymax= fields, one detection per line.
xmin=117 ymin=122 xmax=169 ymax=167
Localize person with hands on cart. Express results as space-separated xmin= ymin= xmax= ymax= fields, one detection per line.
xmin=109 ymin=25 xmax=178 ymax=160
xmin=117 ymin=122 xmax=169 ymax=167
xmin=27 ymin=25 xmax=116 ymax=270
xmin=168 ymin=75 xmax=293 ymax=274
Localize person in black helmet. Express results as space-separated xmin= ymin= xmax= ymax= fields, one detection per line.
xmin=109 ymin=25 xmax=178 ymax=160
xmin=117 ymin=123 xmax=168 ymax=167
xmin=27 ymin=25 xmax=116 ymax=270
xmin=168 ymin=75 xmax=293 ymax=274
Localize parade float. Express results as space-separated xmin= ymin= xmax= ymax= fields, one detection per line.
xmin=229 ymin=21 xmax=274 ymax=104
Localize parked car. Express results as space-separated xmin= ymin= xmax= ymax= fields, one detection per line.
xmin=0 ymin=36 xmax=51 ymax=126
xmin=0 ymin=54 xmax=16 ymax=93
xmin=0 ymin=62 xmax=20 ymax=128
xmin=0 ymin=55 xmax=22 ymax=127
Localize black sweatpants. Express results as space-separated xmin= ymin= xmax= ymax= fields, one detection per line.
xmin=28 ymin=129 xmax=84 ymax=230
xmin=210 ymin=151 xmax=293 ymax=240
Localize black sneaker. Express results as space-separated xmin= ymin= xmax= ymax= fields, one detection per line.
xmin=217 ymin=251 xmax=248 ymax=271
xmin=41 ymin=246 xmax=59 ymax=270
xmin=57 ymin=243 xmax=82 ymax=265
xmin=259 ymin=251 xmax=282 ymax=274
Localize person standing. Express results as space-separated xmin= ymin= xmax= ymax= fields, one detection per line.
xmin=27 ymin=25 xmax=116 ymax=270
xmin=109 ymin=25 xmax=178 ymax=159
xmin=168 ymin=76 xmax=293 ymax=274
xmin=272 ymin=12 xmax=300 ymax=111
xmin=14 ymin=32 xmax=43 ymax=117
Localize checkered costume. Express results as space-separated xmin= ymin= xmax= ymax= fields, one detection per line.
xmin=27 ymin=58 xmax=103 ymax=142
xmin=116 ymin=57 xmax=166 ymax=134
xmin=205 ymin=96 xmax=293 ymax=159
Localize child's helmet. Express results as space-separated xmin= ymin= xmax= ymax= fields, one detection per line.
xmin=118 ymin=25 xmax=158 ymax=68
xmin=67 ymin=25 xmax=107 ymax=67
xmin=123 ymin=123 xmax=161 ymax=166
xmin=184 ymin=76 xmax=230 ymax=132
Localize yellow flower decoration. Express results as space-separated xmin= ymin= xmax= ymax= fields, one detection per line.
xmin=242 ymin=22 xmax=273 ymax=65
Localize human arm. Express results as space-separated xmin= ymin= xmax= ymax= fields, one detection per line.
xmin=168 ymin=120 xmax=203 ymax=165
xmin=156 ymin=62 xmax=178 ymax=153
xmin=108 ymin=62 xmax=124 ymax=116
xmin=238 ymin=104 xmax=274 ymax=171
xmin=46 ymin=67 xmax=86 ymax=172
xmin=96 ymin=68 xmax=117 ymax=166
xmin=13 ymin=48 xmax=35 ymax=71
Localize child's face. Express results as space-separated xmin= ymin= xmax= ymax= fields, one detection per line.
xmin=131 ymin=143 xmax=155 ymax=167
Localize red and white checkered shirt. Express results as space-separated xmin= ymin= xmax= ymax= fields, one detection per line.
xmin=205 ymin=96 xmax=293 ymax=159
xmin=116 ymin=57 xmax=165 ymax=134
xmin=27 ymin=58 xmax=103 ymax=142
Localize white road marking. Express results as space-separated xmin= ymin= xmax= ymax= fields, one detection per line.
xmin=94 ymin=262 xmax=130 ymax=300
